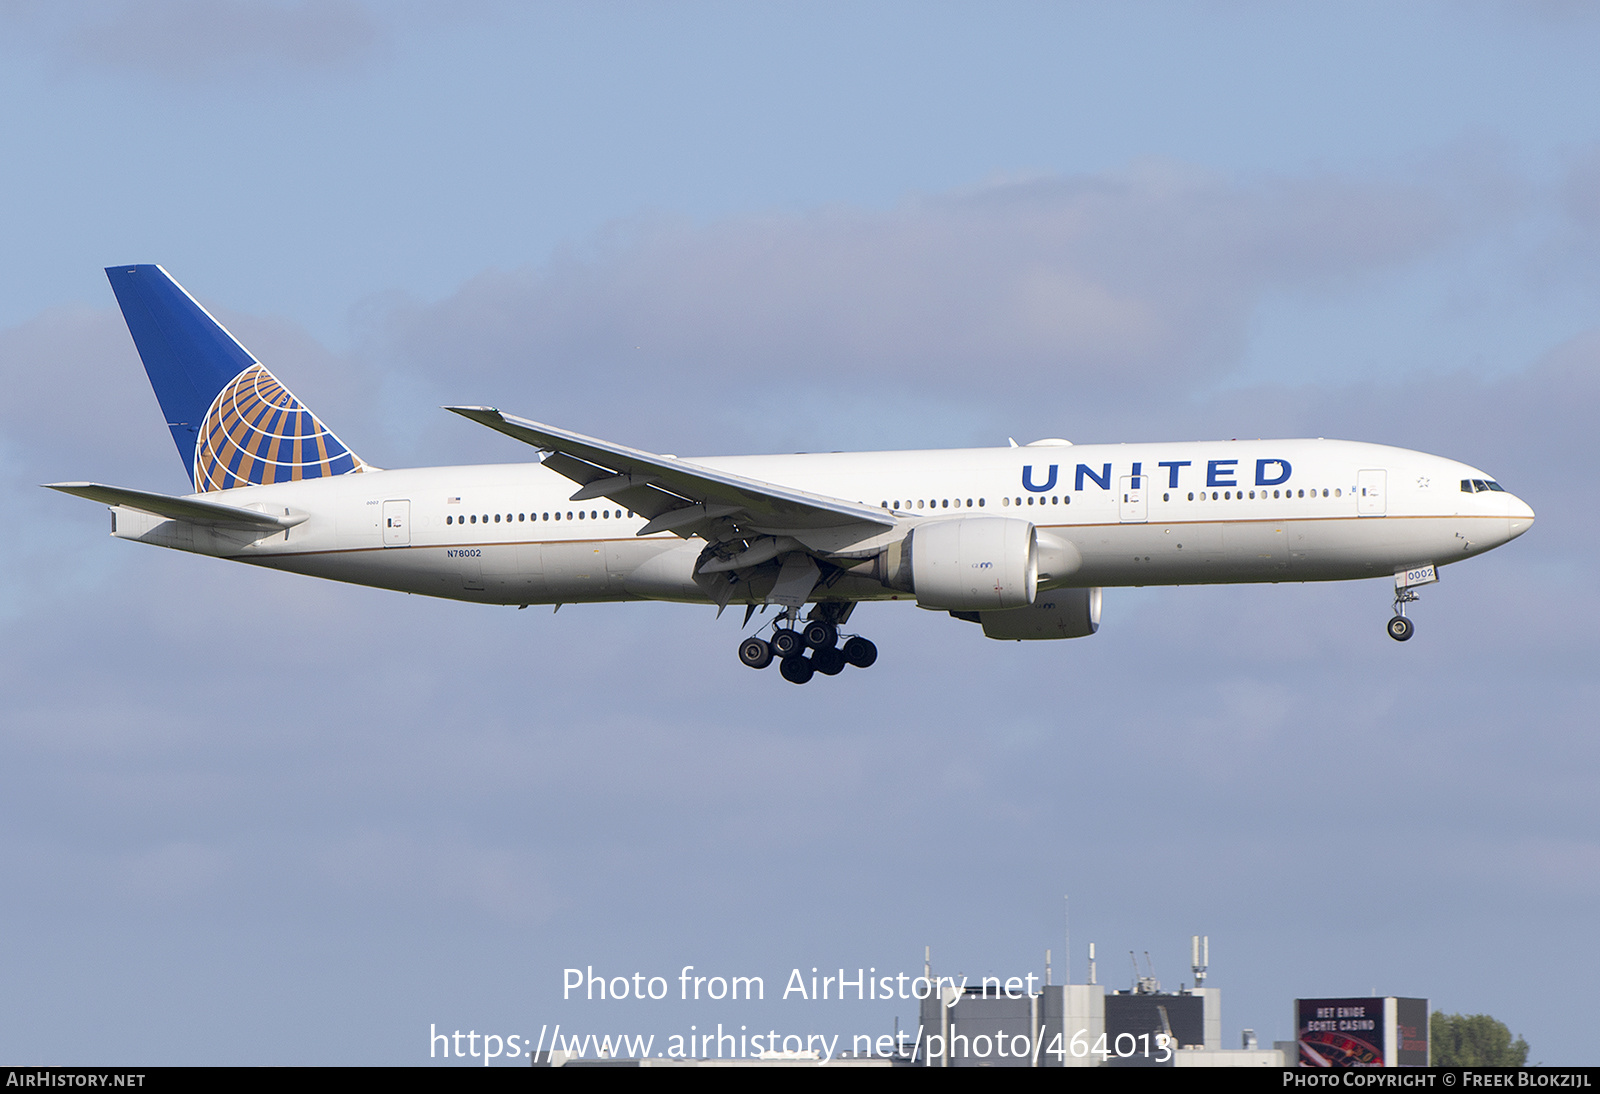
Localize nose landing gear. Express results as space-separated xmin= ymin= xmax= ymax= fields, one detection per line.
xmin=1387 ymin=564 xmax=1435 ymax=642
xmin=737 ymin=603 xmax=877 ymax=682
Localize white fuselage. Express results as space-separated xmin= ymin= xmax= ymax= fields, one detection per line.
xmin=108 ymin=438 xmax=1535 ymax=607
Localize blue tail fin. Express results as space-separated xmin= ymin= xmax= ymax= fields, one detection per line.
xmin=105 ymin=265 xmax=368 ymax=491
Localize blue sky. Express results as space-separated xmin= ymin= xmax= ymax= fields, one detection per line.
xmin=2 ymin=1 xmax=1596 ymax=1064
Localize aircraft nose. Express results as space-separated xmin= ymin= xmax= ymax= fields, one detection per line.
xmin=1505 ymin=493 xmax=1535 ymax=538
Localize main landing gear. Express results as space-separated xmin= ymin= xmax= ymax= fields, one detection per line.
xmin=737 ymin=604 xmax=878 ymax=683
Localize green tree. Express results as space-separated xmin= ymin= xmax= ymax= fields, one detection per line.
xmin=1430 ymin=1011 xmax=1529 ymax=1066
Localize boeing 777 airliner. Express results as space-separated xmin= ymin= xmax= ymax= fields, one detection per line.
xmin=48 ymin=266 xmax=1535 ymax=683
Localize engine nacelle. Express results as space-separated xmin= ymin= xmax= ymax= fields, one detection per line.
xmin=970 ymin=587 xmax=1101 ymax=640
xmin=894 ymin=517 xmax=1038 ymax=611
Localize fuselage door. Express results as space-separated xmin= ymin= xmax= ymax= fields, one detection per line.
xmin=1119 ymin=474 xmax=1147 ymax=523
xmin=382 ymin=499 xmax=411 ymax=545
xmin=1357 ymin=470 xmax=1386 ymax=516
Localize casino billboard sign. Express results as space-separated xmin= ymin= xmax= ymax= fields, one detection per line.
xmin=1295 ymin=997 xmax=1428 ymax=1067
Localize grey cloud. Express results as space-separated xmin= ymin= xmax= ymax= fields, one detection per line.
xmin=379 ymin=165 xmax=1469 ymax=442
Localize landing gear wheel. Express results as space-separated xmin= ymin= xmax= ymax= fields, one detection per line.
xmin=802 ymin=620 xmax=837 ymax=650
xmin=771 ymin=629 xmax=803 ymax=658
xmin=841 ymin=636 xmax=878 ymax=668
xmin=1387 ymin=615 xmax=1414 ymax=642
xmin=779 ymin=654 xmax=815 ymax=684
xmin=738 ymin=636 xmax=773 ymax=669
xmin=812 ymin=645 xmax=846 ymax=675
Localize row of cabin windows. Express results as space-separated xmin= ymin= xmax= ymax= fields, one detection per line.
xmin=445 ymin=509 xmax=635 ymax=526
xmin=876 ymin=497 xmax=1080 ymax=510
xmin=1169 ymin=488 xmax=1340 ymax=501
xmin=879 ymin=490 xmax=1339 ymax=510
xmin=881 ymin=498 xmax=986 ymax=510
xmin=444 ymin=483 xmax=1368 ymax=526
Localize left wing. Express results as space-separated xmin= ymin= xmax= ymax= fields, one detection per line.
xmin=446 ymin=407 xmax=897 ymax=554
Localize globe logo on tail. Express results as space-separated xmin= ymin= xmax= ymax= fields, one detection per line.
xmin=194 ymin=364 xmax=366 ymax=492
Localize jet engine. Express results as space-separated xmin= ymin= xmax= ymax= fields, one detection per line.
xmin=881 ymin=517 xmax=1038 ymax=611
xmin=966 ymin=587 xmax=1102 ymax=640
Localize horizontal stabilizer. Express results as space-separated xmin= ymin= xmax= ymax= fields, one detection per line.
xmin=44 ymin=482 xmax=306 ymax=531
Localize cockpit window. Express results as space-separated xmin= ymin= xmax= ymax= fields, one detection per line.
xmin=1461 ymin=479 xmax=1507 ymax=493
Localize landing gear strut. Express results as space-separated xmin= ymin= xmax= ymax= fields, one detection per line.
xmin=1388 ymin=588 xmax=1418 ymax=642
xmin=736 ymin=603 xmax=878 ymax=682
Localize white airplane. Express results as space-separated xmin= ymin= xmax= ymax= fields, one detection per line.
xmin=49 ymin=265 xmax=1535 ymax=683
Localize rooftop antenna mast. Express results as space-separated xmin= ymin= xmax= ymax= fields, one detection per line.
xmin=1191 ymin=935 xmax=1209 ymax=988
